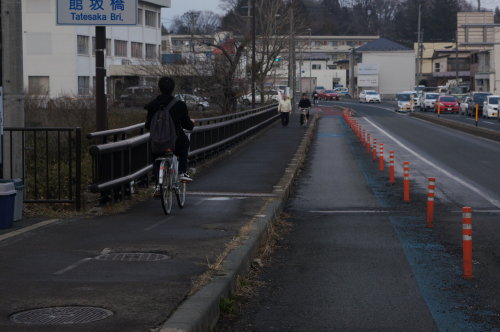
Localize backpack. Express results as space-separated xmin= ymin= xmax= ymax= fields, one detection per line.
xmin=149 ymin=98 xmax=178 ymax=154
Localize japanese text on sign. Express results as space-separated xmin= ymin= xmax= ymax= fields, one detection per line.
xmin=57 ymin=0 xmax=137 ymax=25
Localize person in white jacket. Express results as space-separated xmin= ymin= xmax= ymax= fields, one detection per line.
xmin=278 ymin=94 xmax=292 ymax=127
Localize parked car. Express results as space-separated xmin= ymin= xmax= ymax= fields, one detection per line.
xmin=175 ymin=93 xmax=210 ymax=111
xmin=482 ymin=95 xmax=499 ymax=118
xmin=395 ymin=92 xmax=414 ymax=112
xmin=118 ymin=86 xmax=156 ymax=107
xmin=466 ymin=92 xmax=492 ymax=117
xmin=434 ymin=95 xmax=459 ymax=114
xmin=319 ymin=89 xmax=340 ymax=100
xmin=359 ymin=90 xmax=381 ymax=103
xmin=240 ymin=90 xmax=280 ymax=105
xmin=420 ymin=92 xmax=440 ymax=111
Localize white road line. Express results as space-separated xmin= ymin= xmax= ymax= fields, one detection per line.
xmin=484 ymin=121 xmax=495 ymax=125
xmin=144 ymin=216 xmax=174 ymax=231
xmin=0 ymin=219 xmax=59 ymax=242
xmin=364 ymin=118 xmax=500 ymax=208
xmin=54 ymin=257 xmax=93 ymax=275
xmin=309 ymin=210 xmax=396 ymax=214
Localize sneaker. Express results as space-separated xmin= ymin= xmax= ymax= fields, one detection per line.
xmin=179 ymin=173 xmax=193 ymax=182
xmin=152 ymin=185 xmax=161 ymax=199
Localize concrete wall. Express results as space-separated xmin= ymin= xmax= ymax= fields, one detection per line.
xmin=361 ymin=51 xmax=415 ymax=96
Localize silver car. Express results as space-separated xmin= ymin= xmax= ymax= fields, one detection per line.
xmin=175 ymin=94 xmax=210 ymax=111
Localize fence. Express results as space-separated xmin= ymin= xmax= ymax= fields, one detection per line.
xmin=1 ymin=127 xmax=82 ymax=210
xmin=87 ymin=104 xmax=279 ymax=202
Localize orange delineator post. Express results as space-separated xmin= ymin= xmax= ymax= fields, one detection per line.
xmin=372 ymin=138 xmax=377 ymax=161
xmin=426 ymin=178 xmax=436 ymax=228
xmin=403 ymin=161 xmax=410 ymax=202
xmin=367 ymin=134 xmax=371 ymax=153
xmin=462 ymin=207 xmax=473 ymax=280
xmin=379 ymin=143 xmax=385 ymax=171
xmin=389 ymin=151 xmax=395 ymax=184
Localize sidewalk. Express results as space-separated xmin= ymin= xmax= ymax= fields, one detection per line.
xmin=0 ymin=110 xmax=317 ymax=331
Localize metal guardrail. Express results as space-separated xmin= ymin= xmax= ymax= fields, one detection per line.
xmin=87 ymin=104 xmax=279 ymax=202
xmin=1 ymin=127 xmax=82 ymax=210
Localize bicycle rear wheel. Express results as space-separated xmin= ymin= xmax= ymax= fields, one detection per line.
xmin=176 ymin=181 xmax=186 ymax=208
xmin=160 ymin=170 xmax=174 ymax=215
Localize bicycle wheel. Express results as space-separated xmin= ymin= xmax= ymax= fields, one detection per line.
xmin=176 ymin=181 xmax=186 ymax=208
xmin=160 ymin=169 xmax=174 ymax=215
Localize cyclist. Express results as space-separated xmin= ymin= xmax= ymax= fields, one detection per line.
xmin=298 ymin=93 xmax=311 ymax=127
xmin=145 ymin=77 xmax=195 ymax=189
xmin=312 ymin=90 xmax=319 ymax=105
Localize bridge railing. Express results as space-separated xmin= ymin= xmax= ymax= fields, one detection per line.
xmin=1 ymin=127 xmax=82 ymax=210
xmin=87 ymin=104 xmax=278 ymax=202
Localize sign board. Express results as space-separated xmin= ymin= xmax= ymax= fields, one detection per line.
xmin=57 ymin=0 xmax=138 ymax=25
xmin=358 ymin=63 xmax=379 ymax=75
xmin=358 ymin=75 xmax=379 ymax=87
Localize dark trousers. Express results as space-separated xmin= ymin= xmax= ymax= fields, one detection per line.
xmin=280 ymin=112 xmax=290 ymax=127
xmin=152 ymin=134 xmax=190 ymax=184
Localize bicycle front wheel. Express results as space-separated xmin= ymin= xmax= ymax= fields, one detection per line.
xmin=160 ymin=170 xmax=174 ymax=215
xmin=176 ymin=181 xmax=186 ymax=208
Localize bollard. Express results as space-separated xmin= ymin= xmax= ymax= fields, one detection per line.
xmin=372 ymin=138 xmax=377 ymax=161
xmin=462 ymin=207 xmax=473 ymax=280
xmin=426 ymin=178 xmax=436 ymax=228
xmin=389 ymin=151 xmax=395 ymax=184
xmin=362 ymin=129 xmax=366 ymax=147
xmin=379 ymin=143 xmax=385 ymax=171
xmin=403 ymin=162 xmax=410 ymax=202
xmin=367 ymin=134 xmax=371 ymax=153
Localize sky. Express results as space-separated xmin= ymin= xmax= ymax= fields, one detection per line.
xmin=162 ymin=0 xmax=225 ymax=26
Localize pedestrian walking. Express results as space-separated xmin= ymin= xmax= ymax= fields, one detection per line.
xmin=298 ymin=93 xmax=311 ymax=127
xmin=278 ymin=94 xmax=292 ymax=127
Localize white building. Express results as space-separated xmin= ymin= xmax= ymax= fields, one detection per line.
xmin=356 ymin=38 xmax=416 ymax=97
xmin=22 ymin=0 xmax=170 ymax=98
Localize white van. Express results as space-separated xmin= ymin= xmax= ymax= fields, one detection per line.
xmin=483 ymin=95 xmax=499 ymax=118
xmin=395 ymin=92 xmax=415 ymax=112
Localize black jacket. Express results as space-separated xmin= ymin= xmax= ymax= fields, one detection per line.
xmin=144 ymin=94 xmax=194 ymax=138
xmin=298 ymin=98 xmax=312 ymax=108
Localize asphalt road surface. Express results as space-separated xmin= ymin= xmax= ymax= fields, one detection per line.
xmin=217 ymin=104 xmax=500 ymax=331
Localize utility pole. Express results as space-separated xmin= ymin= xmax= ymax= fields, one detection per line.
xmin=1 ymin=0 xmax=24 ymax=178
xmin=349 ymin=48 xmax=355 ymax=99
xmin=288 ymin=0 xmax=296 ymax=110
xmin=416 ymin=4 xmax=422 ymax=85
xmin=95 ymin=26 xmax=108 ymax=135
xmin=478 ymin=0 xmax=481 ymax=11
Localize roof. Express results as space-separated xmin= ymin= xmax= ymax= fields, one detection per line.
xmin=356 ymin=38 xmax=411 ymax=52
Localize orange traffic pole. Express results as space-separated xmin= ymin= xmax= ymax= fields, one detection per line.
xmin=426 ymin=178 xmax=436 ymax=228
xmin=367 ymin=134 xmax=371 ymax=153
xmin=403 ymin=161 xmax=410 ymax=202
xmin=475 ymin=104 xmax=479 ymax=127
xmin=389 ymin=151 xmax=395 ymax=184
xmin=379 ymin=143 xmax=385 ymax=171
xmin=362 ymin=129 xmax=366 ymax=147
xmin=438 ymin=101 xmax=441 ymax=117
xmin=372 ymin=138 xmax=377 ymax=161
xmin=462 ymin=207 xmax=473 ymax=280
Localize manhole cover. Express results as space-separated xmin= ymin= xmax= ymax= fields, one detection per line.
xmin=11 ymin=306 xmax=113 ymax=325
xmin=95 ymin=252 xmax=170 ymax=262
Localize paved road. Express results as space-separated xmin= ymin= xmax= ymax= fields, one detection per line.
xmin=217 ymin=104 xmax=500 ymax=331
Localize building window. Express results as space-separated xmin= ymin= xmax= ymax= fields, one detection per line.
xmin=145 ymin=10 xmax=156 ymax=27
xmin=138 ymin=8 xmax=143 ymax=25
xmin=78 ymin=76 xmax=90 ymax=95
xmin=483 ymin=27 xmax=488 ymax=42
xmin=131 ymin=42 xmax=143 ymax=58
xmin=114 ymin=40 xmax=127 ymax=57
xmin=28 ymin=76 xmax=50 ymax=95
xmin=312 ymin=64 xmax=321 ymax=70
xmin=146 ymin=43 xmax=157 ymax=59
xmin=346 ymin=41 xmax=356 ymax=46
xmin=158 ymin=12 xmax=161 ymax=29
xmin=327 ymin=65 xmax=337 ymax=70
xmin=434 ymin=62 xmax=440 ymax=72
xmin=92 ymin=37 xmax=96 ymax=55
xmin=77 ymin=35 xmax=89 ymax=55
xmin=105 ymin=38 xmax=112 ymax=56
xmin=330 ymin=41 xmax=338 ymax=46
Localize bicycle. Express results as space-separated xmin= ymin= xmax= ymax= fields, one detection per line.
xmin=156 ymin=151 xmax=186 ymax=215
xmin=300 ymin=107 xmax=310 ymax=127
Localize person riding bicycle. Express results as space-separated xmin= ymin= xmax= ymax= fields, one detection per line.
xmin=298 ymin=93 xmax=311 ymax=127
xmin=145 ymin=77 xmax=195 ymax=185
xmin=312 ymin=90 xmax=319 ymax=105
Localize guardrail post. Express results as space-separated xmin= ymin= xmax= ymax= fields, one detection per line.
xmin=462 ymin=207 xmax=473 ymax=280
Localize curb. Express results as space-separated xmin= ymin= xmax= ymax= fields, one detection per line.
xmin=410 ymin=112 xmax=500 ymax=142
xmin=160 ymin=113 xmax=319 ymax=332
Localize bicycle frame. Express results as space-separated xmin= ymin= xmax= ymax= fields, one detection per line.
xmin=157 ymin=152 xmax=185 ymax=215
